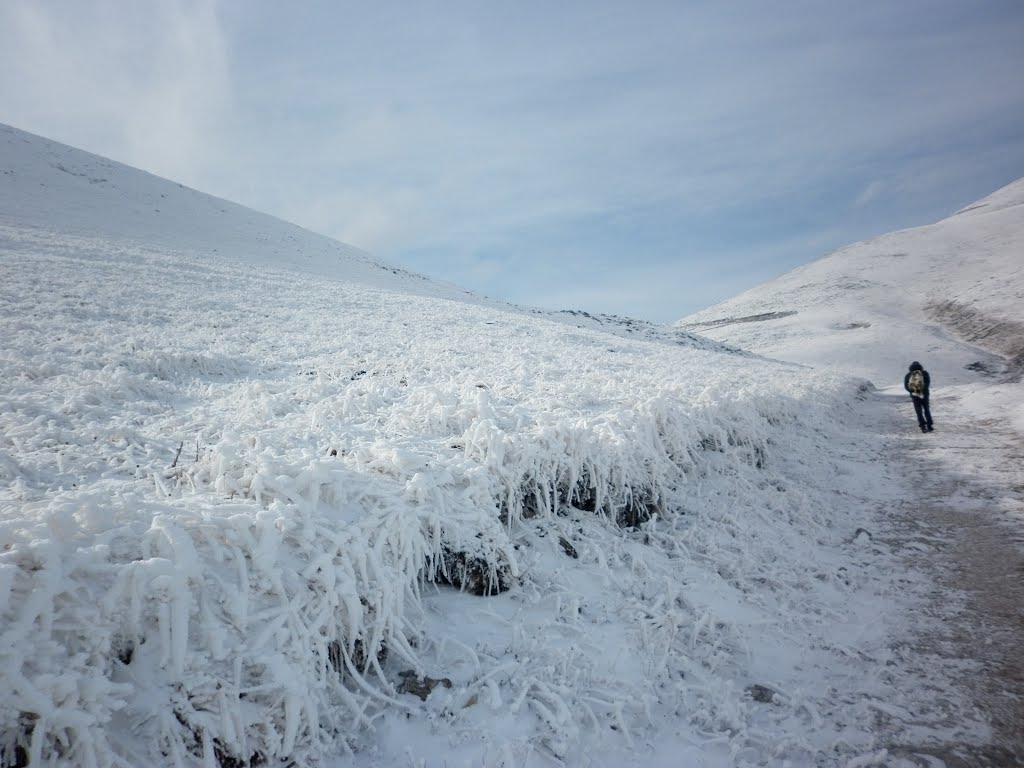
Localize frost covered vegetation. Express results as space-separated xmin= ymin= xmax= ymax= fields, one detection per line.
xmin=1 ymin=227 xmax=868 ymax=766
xmin=1 ymin=125 xmax=933 ymax=767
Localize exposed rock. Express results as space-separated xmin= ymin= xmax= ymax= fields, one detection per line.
xmin=746 ymin=684 xmax=780 ymax=704
xmin=832 ymin=321 xmax=872 ymax=330
xmin=397 ymin=670 xmax=453 ymax=701
xmin=427 ymin=546 xmax=515 ymax=596
xmin=964 ymin=361 xmax=998 ymax=376
xmin=683 ymin=310 xmax=798 ymax=330
xmin=617 ymin=493 xmax=658 ymax=529
xmin=558 ymin=536 xmax=578 ymax=559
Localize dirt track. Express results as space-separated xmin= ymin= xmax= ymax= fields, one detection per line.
xmin=881 ymin=388 xmax=1024 ymax=767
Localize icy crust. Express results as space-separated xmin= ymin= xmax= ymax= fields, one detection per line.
xmin=0 ymin=232 xmax=861 ymax=766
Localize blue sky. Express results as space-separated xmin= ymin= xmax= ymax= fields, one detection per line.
xmin=3 ymin=1 xmax=1024 ymax=322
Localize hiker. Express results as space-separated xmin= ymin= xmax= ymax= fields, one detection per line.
xmin=903 ymin=361 xmax=933 ymax=433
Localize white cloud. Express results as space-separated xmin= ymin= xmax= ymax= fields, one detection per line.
xmin=855 ymin=181 xmax=885 ymax=208
xmin=215 ymin=2 xmax=1024 ymax=253
xmin=2 ymin=1 xmax=1023 ymax=321
xmin=0 ymin=0 xmax=230 ymax=187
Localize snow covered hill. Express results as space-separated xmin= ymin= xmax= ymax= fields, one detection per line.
xmin=0 ymin=122 xmax=479 ymax=302
xmin=678 ymin=178 xmax=1024 ymax=389
xmin=0 ymin=126 xmax=1005 ymax=767
xmin=0 ymin=123 xmax=717 ymax=351
xmin=677 ymin=179 xmax=1024 ymax=765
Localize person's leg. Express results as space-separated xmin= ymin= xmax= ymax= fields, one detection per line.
xmin=913 ymin=398 xmax=927 ymax=430
xmin=922 ymin=397 xmax=933 ymax=430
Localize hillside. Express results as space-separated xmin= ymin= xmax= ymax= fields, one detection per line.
xmin=678 ymin=180 xmax=1024 ymax=764
xmin=1 ymin=126 xmax=1011 ymax=767
xmin=0 ymin=123 xmax=463 ymax=298
xmin=679 ymin=178 xmax=1024 ymax=387
xmin=0 ymin=123 xmax=716 ymax=351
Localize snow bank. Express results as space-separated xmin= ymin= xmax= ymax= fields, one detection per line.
xmin=0 ymin=223 xmax=869 ymax=766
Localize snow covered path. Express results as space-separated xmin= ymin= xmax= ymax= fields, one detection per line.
xmin=864 ymin=386 xmax=1024 ymax=766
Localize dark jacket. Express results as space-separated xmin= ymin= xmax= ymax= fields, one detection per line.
xmin=904 ymin=362 xmax=930 ymax=399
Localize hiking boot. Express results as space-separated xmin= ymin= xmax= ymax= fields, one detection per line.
xmin=920 ymin=426 xmax=928 ymax=433
xmin=926 ymin=425 xmax=934 ymax=432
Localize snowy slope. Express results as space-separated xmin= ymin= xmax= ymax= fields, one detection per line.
xmin=0 ymin=126 xmax=999 ymax=768
xmin=677 ymin=183 xmax=1024 ymax=763
xmin=0 ymin=122 xmax=478 ymax=301
xmin=0 ymin=123 xmax=720 ymax=352
xmin=678 ymin=179 xmax=1024 ymax=388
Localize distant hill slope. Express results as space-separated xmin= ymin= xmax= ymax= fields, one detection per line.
xmin=0 ymin=122 xmax=480 ymax=301
xmin=678 ymin=178 xmax=1024 ymax=386
xmin=0 ymin=122 xmax=719 ymax=350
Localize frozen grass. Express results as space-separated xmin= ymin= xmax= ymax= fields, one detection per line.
xmin=0 ymin=225 xmax=869 ymax=766
xmin=5 ymin=124 xmax=997 ymax=767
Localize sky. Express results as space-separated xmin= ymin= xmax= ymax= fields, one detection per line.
xmin=2 ymin=1 xmax=1024 ymax=323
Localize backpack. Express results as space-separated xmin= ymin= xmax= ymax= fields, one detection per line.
xmin=908 ymin=369 xmax=925 ymax=397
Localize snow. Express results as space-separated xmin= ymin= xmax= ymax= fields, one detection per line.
xmin=2 ymin=123 xmax=1022 ymax=767
xmin=0 ymin=123 xmax=723 ymax=353
xmin=676 ymin=178 xmax=1024 ymax=505
xmin=679 ymin=177 xmax=1024 ymax=390
xmin=679 ymin=176 xmax=1024 ymax=764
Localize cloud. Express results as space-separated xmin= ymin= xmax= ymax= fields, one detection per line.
xmin=2 ymin=0 xmax=1023 ymax=322
xmin=0 ymin=0 xmax=230 ymax=187
xmin=855 ymin=181 xmax=885 ymax=208
xmin=214 ymin=2 xmax=1024 ymax=253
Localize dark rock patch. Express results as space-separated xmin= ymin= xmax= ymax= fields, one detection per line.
xmin=617 ymin=495 xmax=656 ymax=529
xmin=685 ymin=310 xmax=798 ymax=330
xmin=832 ymin=321 xmax=872 ymax=330
xmin=397 ymin=670 xmax=452 ymax=701
xmin=558 ymin=536 xmax=578 ymax=559
xmin=746 ymin=684 xmax=780 ymax=704
xmin=964 ymin=361 xmax=998 ymax=376
xmin=213 ymin=742 xmax=265 ymax=768
xmin=427 ymin=546 xmax=514 ymax=596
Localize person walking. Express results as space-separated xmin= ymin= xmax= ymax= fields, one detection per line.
xmin=904 ymin=361 xmax=934 ymax=433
